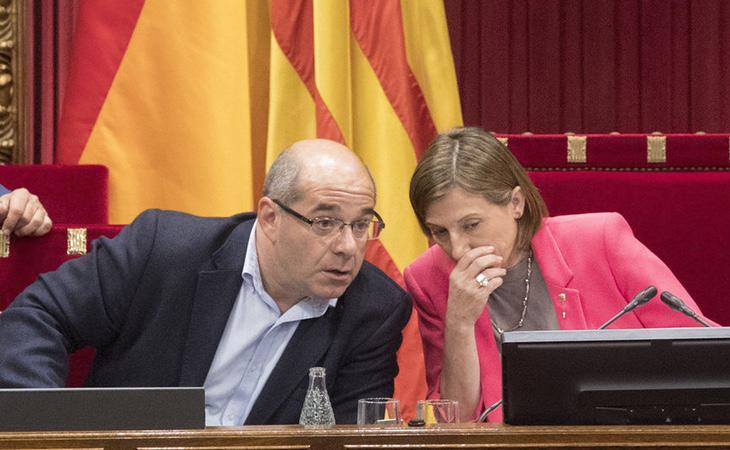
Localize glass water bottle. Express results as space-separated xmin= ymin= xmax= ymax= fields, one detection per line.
xmin=299 ymin=366 xmax=336 ymax=427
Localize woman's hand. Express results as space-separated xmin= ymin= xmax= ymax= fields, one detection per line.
xmin=445 ymin=245 xmax=506 ymax=328
xmin=440 ymin=246 xmax=505 ymax=421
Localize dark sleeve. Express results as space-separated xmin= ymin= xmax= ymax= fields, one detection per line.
xmin=329 ymin=287 xmax=412 ymax=424
xmin=0 ymin=183 xmax=8 ymax=195
xmin=0 ymin=210 xmax=161 ymax=387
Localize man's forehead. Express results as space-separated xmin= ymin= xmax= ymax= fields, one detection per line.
xmin=296 ymin=173 xmax=375 ymax=198
xmin=294 ymin=148 xmax=373 ymax=187
xmin=299 ymin=163 xmax=373 ymax=186
xmin=310 ymin=201 xmax=375 ymax=214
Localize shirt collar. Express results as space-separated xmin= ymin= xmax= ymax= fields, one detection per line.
xmin=242 ymin=221 xmax=338 ymax=317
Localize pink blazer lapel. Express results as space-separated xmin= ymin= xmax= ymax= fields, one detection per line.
xmin=532 ymin=221 xmax=588 ymax=330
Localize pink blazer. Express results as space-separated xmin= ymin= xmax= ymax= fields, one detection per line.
xmin=404 ymin=213 xmax=710 ymax=422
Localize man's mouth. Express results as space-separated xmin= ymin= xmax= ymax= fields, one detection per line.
xmin=324 ymin=268 xmax=352 ymax=279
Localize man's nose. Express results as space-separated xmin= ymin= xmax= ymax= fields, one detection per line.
xmin=331 ymin=224 xmax=359 ymax=256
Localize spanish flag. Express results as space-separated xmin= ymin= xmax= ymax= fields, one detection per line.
xmin=56 ymin=0 xmax=462 ymax=419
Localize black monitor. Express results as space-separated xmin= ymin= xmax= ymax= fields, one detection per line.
xmin=502 ymin=327 xmax=730 ymax=425
xmin=0 ymin=387 xmax=205 ymax=431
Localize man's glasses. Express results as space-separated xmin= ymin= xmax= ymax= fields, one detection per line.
xmin=272 ymin=199 xmax=385 ymax=240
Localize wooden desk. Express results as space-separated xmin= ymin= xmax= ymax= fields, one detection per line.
xmin=1 ymin=423 xmax=730 ymax=449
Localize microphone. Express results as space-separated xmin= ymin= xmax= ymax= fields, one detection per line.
xmin=599 ymin=285 xmax=658 ymax=329
xmin=660 ymin=291 xmax=713 ymax=327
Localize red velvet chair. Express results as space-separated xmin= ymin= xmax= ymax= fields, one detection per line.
xmin=0 ymin=164 xmax=109 ymax=223
xmin=1 ymin=163 xmax=110 ymax=308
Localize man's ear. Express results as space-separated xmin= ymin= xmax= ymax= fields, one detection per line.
xmin=257 ymin=197 xmax=279 ymax=240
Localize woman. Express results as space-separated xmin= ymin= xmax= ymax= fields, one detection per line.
xmin=403 ymin=127 xmax=711 ymax=422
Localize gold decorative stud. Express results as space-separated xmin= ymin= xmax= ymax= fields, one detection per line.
xmin=567 ymin=136 xmax=587 ymax=163
xmin=67 ymin=228 xmax=88 ymax=255
xmin=0 ymin=233 xmax=8 ymax=258
xmin=558 ymin=293 xmax=567 ymax=302
xmin=647 ymin=135 xmax=666 ymax=163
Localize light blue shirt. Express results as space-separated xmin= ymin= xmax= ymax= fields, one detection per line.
xmin=203 ymin=222 xmax=337 ymax=426
xmin=0 ymin=184 xmax=8 ymax=195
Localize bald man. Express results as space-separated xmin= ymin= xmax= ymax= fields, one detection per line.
xmin=0 ymin=140 xmax=411 ymax=425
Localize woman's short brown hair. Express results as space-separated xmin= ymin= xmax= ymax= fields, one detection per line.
xmin=410 ymin=127 xmax=548 ymax=253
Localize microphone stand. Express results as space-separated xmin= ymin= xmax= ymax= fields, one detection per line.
xmin=599 ymin=286 xmax=657 ymax=329
xmin=660 ymin=291 xmax=713 ymax=327
xmin=599 ymin=309 xmax=630 ymax=330
xmin=477 ymin=399 xmax=503 ymax=423
xmin=690 ymin=315 xmax=713 ymax=328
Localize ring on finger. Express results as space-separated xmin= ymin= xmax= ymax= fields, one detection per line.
xmin=475 ymin=273 xmax=489 ymax=287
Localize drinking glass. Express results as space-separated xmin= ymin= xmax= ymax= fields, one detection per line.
xmin=357 ymin=398 xmax=400 ymax=425
xmin=416 ymin=399 xmax=459 ymax=424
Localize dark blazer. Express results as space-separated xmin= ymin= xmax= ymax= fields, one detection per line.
xmin=0 ymin=209 xmax=412 ymax=424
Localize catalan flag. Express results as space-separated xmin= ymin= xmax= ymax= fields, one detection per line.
xmin=56 ymin=0 xmax=462 ymax=419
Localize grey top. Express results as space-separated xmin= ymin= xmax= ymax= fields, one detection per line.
xmin=488 ymin=252 xmax=558 ymax=348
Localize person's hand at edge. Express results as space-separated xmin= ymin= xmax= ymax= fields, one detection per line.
xmin=0 ymin=188 xmax=53 ymax=236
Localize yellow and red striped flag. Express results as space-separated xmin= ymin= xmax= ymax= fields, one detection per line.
xmin=57 ymin=1 xmax=261 ymax=221
xmin=56 ymin=0 xmax=462 ymax=419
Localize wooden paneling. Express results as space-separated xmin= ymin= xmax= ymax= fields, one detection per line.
xmin=1 ymin=424 xmax=730 ymax=450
